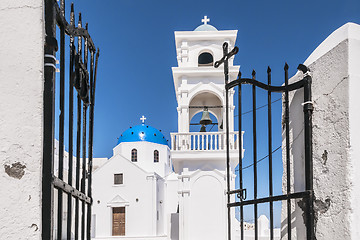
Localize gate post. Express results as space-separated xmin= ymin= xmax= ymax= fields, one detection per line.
xmin=301 ymin=67 xmax=315 ymax=240
xmin=42 ymin=0 xmax=57 ymax=239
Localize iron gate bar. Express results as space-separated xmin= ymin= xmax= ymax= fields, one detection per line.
xmin=81 ymin=21 xmax=89 ymax=240
xmin=57 ymin=1 xmax=66 ymax=237
xmin=87 ymin=49 xmax=94 ymax=240
xmin=251 ymin=70 xmax=258 ymax=240
xmin=238 ymin=72 xmax=244 ymax=240
xmin=75 ymin=12 xmax=83 ymax=240
xmin=215 ymin=42 xmax=314 ymax=240
xmin=53 ymin=177 xmax=91 ymax=203
xmin=228 ymin=191 xmax=310 ymax=207
xmin=225 ymin=78 xmax=305 ymax=92
xmin=267 ymin=66 xmax=274 ymax=240
xmin=87 ymin=47 xmax=99 ymax=240
xmin=223 ymin=42 xmax=231 ymax=240
xmin=67 ymin=5 xmax=75 ymax=239
xmin=284 ymin=63 xmax=291 ymax=240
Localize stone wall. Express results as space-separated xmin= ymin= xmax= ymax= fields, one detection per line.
xmin=0 ymin=0 xmax=44 ymax=239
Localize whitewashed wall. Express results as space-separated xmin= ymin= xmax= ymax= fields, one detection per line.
xmin=282 ymin=22 xmax=360 ymax=239
xmin=0 ymin=0 xmax=44 ymax=239
xmin=114 ymin=141 xmax=171 ymax=178
xmin=92 ymin=155 xmax=161 ymax=238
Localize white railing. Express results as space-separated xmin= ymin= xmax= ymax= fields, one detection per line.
xmin=170 ymin=131 xmax=239 ymax=151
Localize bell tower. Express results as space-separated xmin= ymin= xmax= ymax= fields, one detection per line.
xmin=170 ymin=17 xmax=242 ymax=240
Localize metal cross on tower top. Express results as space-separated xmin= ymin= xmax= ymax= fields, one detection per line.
xmin=202 ymin=16 xmax=210 ymax=25
xmin=140 ymin=115 xmax=147 ymax=123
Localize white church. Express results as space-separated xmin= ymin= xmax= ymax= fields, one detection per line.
xmin=91 ymin=17 xmax=243 ymax=240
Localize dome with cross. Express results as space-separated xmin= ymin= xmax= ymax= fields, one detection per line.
xmin=194 ymin=16 xmax=218 ymax=31
xmin=117 ymin=116 xmax=168 ymax=146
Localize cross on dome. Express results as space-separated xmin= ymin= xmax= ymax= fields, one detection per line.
xmin=140 ymin=115 xmax=147 ymax=124
xmin=201 ymin=16 xmax=210 ymax=25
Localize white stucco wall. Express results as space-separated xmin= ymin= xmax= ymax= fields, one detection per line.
xmin=188 ymin=172 xmax=226 ymax=240
xmin=282 ymin=22 xmax=360 ymax=239
xmin=92 ymin=154 xmax=161 ymax=238
xmin=114 ymin=141 xmax=171 ymax=178
xmin=0 ymin=0 xmax=44 ymax=239
xmin=177 ymin=168 xmax=231 ymax=240
xmin=165 ymin=173 xmax=180 ymax=239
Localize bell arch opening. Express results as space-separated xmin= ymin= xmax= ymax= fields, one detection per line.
xmin=198 ymin=52 xmax=214 ymax=66
xmin=189 ymin=92 xmax=223 ymax=132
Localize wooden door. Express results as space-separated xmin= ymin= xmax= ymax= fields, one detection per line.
xmin=112 ymin=207 xmax=125 ymax=236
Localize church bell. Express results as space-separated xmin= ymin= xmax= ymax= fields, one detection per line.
xmin=199 ymin=108 xmax=212 ymax=126
xmin=200 ymin=125 xmax=206 ymax=132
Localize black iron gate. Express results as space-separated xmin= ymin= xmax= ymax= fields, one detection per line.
xmin=215 ymin=43 xmax=314 ymax=240
xmin=43 ymin=0 xmax=99 ymax=239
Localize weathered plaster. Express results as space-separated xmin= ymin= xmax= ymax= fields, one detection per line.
xmin=0 ymin=0 xmax=44 ymax=239
xmin=282 ymin=23 xmax=360 ymax=239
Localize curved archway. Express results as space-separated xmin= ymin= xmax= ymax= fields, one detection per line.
xmin=189 ymin=175 xmax=224 ymax=239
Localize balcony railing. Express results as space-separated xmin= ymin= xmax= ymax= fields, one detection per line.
xmin=170 ymin=131 xmax=240 ymax=151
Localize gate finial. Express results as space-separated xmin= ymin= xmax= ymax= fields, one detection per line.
xmin=252 ymin=70 xmax=256 ymax=78
xmin=284 ymin=62 xmax=289 ymax=70
xmin=267 ymin=66 xmax=271 ymax=73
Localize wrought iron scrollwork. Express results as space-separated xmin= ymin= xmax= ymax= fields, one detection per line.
xmin=73 ymin=53 xmax=90 ymax=104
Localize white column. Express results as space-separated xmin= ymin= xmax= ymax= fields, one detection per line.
xmin=178 ymin=168 xmax=191 ymax=240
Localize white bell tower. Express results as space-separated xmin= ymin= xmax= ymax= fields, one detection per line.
xmin=170 ymin=17 xmax=242 ymax=240
xmin=172 ymin=16 xmax=239 ymax=133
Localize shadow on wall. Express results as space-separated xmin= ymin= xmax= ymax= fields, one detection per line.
xmin=170 ymin=213 xmax=179 ymax=240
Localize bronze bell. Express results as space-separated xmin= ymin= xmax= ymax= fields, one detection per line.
xmin=199 ymin=108 xmax=212 ymax=125
xmin=200 ymin=125 xmax=206 ymax=132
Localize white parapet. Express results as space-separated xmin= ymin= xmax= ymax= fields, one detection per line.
xmin=170 ymin=131 xmax=240 ymax=151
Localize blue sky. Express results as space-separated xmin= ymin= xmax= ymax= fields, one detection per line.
xmin=55 ymin=0 xmax=360 ymax=228
xmin=66 ymin=0 xmax=360 ymax=158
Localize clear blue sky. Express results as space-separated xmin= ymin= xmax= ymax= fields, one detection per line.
xmin=56 ymin=0 xmax=360 ymax=228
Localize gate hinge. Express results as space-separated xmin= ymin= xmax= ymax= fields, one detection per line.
xmin=302 ymin=101 xmax=314 ymax=111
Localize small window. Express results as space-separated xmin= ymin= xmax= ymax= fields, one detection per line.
xmin=114 ymin=173 xmax=123 ymax=185
xmin=198 ymin=52 xmax=213 ymax=66
xmin=154 ymin=150 xmax=159 ymax=163
xmin=131 ymin=149 xmax=137 ymax=162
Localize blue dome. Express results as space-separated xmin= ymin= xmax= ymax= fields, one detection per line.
xmin=118 ymin=124 xmax=168 ymax=146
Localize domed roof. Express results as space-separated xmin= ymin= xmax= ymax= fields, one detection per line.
xmin=194 ymin=24 xmax=218 ymax=31
xmin=117 ymin=124 xmax=168 ymax=146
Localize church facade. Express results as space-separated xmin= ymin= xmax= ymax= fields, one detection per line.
xmin=92 ymin=17 xmax=241 ymax=240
